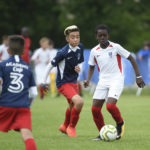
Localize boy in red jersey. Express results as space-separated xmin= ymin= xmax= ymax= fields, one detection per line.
xmin=0 ymin=35 xmax=38 ymax=150
xmin=84 ymin=24 xmax=145 ymax=140
xmin=42 ymin=25 xmax=84 ymax=137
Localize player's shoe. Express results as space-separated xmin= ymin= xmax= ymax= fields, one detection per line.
xmin=92 ymin=135 xmax=102 ymax=141
xmin=59 ymin=124 xmax=67 ymax=134
xmin=116 ymin=121 xmax=125 ymax=140
xmin=66 ymin=125 xmax=77 ymax=137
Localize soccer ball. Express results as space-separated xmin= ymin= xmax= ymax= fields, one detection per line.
xmin=100 ymin=125 xmax=117 ymax=141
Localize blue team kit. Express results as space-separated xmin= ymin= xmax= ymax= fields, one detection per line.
xmin=0 ymin=55 xmax=36 ymax=108
xmin=51 ymin=43 xmax=84 ymax=88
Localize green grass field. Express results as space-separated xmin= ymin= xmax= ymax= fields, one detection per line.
xmin=0 ymin=91 xmax=150 ymax=150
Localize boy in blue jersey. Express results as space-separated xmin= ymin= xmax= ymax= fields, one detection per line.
xmin=0 ymin=35 xmax=38 ymax=150
xmin=42 ymin=25 xmax=84 ymax=137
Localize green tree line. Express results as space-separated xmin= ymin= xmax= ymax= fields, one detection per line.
xmin=0 ymin=0 xmax=150 ymax=52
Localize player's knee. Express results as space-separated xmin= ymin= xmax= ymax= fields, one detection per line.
xmin=75 ymin=97 xmax=84 ymax=109
xmin=20 ymin=129 xmax=33 ymax=141
xmin=106 ymin=103 xmax=115 ymax=112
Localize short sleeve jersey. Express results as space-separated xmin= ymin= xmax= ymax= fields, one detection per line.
xmin=51 ymin=43 xmax=84 ymax=88
xmin=32 ymin=48 xmax=50 ymax=65
xmin=0 ymin=55 xmax=36 ymax=108
xmin=88 ymin=41 xmax=130 ymax=80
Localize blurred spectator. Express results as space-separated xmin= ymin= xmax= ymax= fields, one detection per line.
xmin=137 ymin=41 xmax=150 ymax=61
xmin=21 ymin=27 xmax=31 ymax=64
xmin=48 ymin=39 xmax=57 ymax=97
xmin=31 ymin=37 xmax=50 ymax=99
xmin=0 ymin=35 xmax=9 ymax=62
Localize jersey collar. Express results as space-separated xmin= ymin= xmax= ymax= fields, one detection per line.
xmin=69 ymin=44 xmax=80 ymax=52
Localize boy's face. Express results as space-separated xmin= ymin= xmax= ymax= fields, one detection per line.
xmin=96 ymin=29 xmax=109 ymax=45
xmin=41 ymin=40 xmax=49 ymax=50
xmin=4 ymin=39 xmax=9 ymax=46
xmin=66 ymin=31 xmax=80 ymax=47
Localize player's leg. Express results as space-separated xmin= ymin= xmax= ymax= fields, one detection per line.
xmin=59 ymin=103 xmax=73 ymax=134
xmin=91 ymin=85 xmax=108 ymax=140
xmin=92 ymin=99 xmax=105 ymax=131
xmin=106 ymin=80 xmax=124 ymax=140
xmin=20 ymin=128 xmax=37 ymax=150
xmin=58 ymin=83 xmax=82 ymax=137
xmin=106 ymin=98 xmax=124 ymax=140
xmin=58 ymin=83 xmax=84 ymax=137
xmin=92 ymin=99 xmax=105 ymax=141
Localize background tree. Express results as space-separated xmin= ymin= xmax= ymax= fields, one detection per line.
xmin=0 ymin=0 xmax=150 ymax=52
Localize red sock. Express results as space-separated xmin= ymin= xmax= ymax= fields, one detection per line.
xmin=91 ymin=105 xmax=105 ymax=131
xmin=25 ymin=138 xmax=37 ymax=150
xmin=39 ymin=86 xmax=44 ymax=99
xmin=106 ymin=104 xmax=123 ymax=124
xmin=63 ymin=108 xmax=71 ymax=127
xmin=69 ymin=107 xmax=81 ymax=128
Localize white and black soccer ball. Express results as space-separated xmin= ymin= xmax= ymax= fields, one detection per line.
xmin=100 ymin=125 xmax=117 ymax=141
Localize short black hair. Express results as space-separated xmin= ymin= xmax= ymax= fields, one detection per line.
xmin=9 ymin=35 xmax=25 ymax=56
xmin=95 ymin=24 xmax=110 ymax=34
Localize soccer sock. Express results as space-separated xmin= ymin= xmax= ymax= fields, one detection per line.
xmin=106 ymin=104 xmax=123 ymax=124
xmin=63 ymin=107 xmax=71 ymax=127
xmin=50 ymin=73 xmax=56 ymax=94
xmin=69 ymin=107 xmax=81 ymax=128
xmin=25 ymin=138 xmax=37 ymax=150
xmin=39 ymin=86 xmax=44 ymax=99
xmin=91 ymin=105 xmax=105 ymax=131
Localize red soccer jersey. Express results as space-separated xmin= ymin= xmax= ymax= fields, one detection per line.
xmin=21 ymin=37 xmax=31 ymax=64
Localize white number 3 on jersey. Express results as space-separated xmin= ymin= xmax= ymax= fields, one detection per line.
xmin=8 ymin=72 xmax=24 ymax=93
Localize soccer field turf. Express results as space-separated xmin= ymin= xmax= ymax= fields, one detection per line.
xmin=0 ymin=92 xmax=150 ymax=150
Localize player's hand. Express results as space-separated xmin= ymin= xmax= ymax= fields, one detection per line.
xmin=40 ymin=84 xmax=49 ymax=93
xmin=83 ymin=80 xmax=89 ymax=88
xmin=136 ymin=77 xmax=145 ymax=88
xmin=75 ymin=66 xmax=80 ymax=73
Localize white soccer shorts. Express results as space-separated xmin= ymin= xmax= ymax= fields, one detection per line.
xmin=93 ymin=78 xmax=124 ymax=100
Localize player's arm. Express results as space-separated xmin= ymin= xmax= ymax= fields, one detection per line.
xmin=84 ymin=65 xmax=95 ymax=88
xmin=116 ymin=43 xmax=145 ymax=88
xmin=127 ymin=55 xmax=145 ymax=88
xmin=42 ymin=50 xmax=64 ymax=91
xmin=75 ymin=45 xmax=84 ymax=73
xmin=29 ymin=86 xmax=38 ymax=107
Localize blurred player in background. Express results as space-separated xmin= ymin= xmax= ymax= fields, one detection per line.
xmin=42 ymin=25 xmax=84 ymax=137
xmin=48 ymin=39 xmax=57 ymax=97
xmin=0 ymin=35 xmax=38 ymax=150
xmin=84 ymin=24 xmax=145 ymax=140
xmin=137 ymin=41 xmax=150 ymax=61
xmin=0 ymin=35 xmax=9 ymax=61
xmin=21 ymin=27 xmax=31 ymax=64
xmin=31 ymin=37 xmax=50 ymax=99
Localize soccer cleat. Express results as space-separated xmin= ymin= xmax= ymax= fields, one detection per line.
xmin=66 ymin=125 xmax=77 ymax=137
xmin=59 ymin=124 xmax=67 ymax=134
xmin=116 ymin=121 xmax=125 ymax=140
xmin=92 ymin=135 xmax=102 ymax=141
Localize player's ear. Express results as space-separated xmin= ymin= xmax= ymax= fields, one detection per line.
xmin=66 ymin=36 xmax=69 ymax=43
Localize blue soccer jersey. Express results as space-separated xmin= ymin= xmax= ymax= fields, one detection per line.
xmin=51 ymin=43 xmax=84 ymax=88
xmin=0 ymin=55 xmax=36 ymax=108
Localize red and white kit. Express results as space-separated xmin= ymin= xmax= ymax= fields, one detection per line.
xmin=89 ymin=41 xmax=130 ymax=100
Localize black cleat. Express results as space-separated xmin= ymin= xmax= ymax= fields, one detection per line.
xmin=92 ymin=135 xmax=102 ymax=141
xmin=116 ymin=121 xmax=125 ymax=140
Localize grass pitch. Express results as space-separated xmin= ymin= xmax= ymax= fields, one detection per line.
xmin=0 ymin=91 xmax=150 ymax=150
